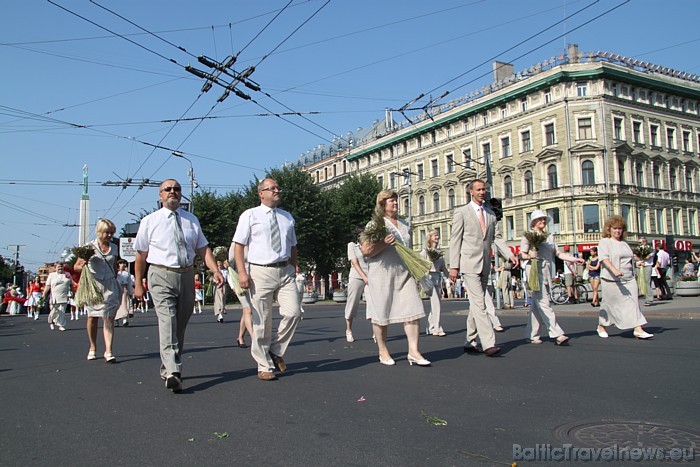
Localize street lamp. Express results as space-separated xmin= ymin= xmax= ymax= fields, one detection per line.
xmin=172 ymin=151 xmax=198 ymax=212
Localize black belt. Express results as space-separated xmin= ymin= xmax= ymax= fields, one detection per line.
xmin=250 ymin=261 xmax=288 ymax=268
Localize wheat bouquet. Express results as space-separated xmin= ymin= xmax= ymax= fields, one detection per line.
xmin=70 ymin=245 xmax=104 ymax=308
xmin=523 ymin=231 xmax=549 ymax=292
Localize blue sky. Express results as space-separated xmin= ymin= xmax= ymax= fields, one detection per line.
xmin=2 ymin=0 xmax=700 ymax=270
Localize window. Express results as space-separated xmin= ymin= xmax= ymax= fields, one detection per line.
xmin=501 ymin=136 xmax=511 ymax=158
xmin=504 ymin=176 xmax=513 ymax=199
xmin=577 ymin=82 xmax=587 ymax=97
xmin=403 ymin=197 xmax=409 ymax=215
xmin=548 ymin=164 xmax=558 ymax=189
xmin=583 ymin=204 xmax=600 ymax=232
xmin=544 ymin=123 xmax=556 ymax=146
xmin=416 ymin=163 xmax=424 ymax=181
xmin=636 ymin=162 xmax=644 ymax=187
xmin=639 ymin=207 xmax=647 ymax=233
xmin=446 ymin=154 xmax=455 ymax=173
xmin=482 ymin=113 xmax=489 ymax=125
xmin=418 ymin=195 xmax=425 ymax=215
xmin=618 ymin=159 xmax=625 ymax=185
xmin=578 ymin=118 xmax=593 ymax=140
xmin=448 ymin=189 xmax=455 ymax=210
xmin=432 ymin=192 xmax=440 ymax=213
xmin=673 ymin=209 xmax=681 ymax=234
xmin=431 ymin=159 xmax=439 ymax=178
xmin=524 ymin=170 xmax=533 ymax=194
xmin=670 ymin=167 xmax=677 ymax=190
xmin=521 ymin=98 xmax=528 ymax=112
xmin=650 ymin=124 xmax=659 ymax=147
xmin=389 ymin=172 xmax=396 ymax=189
xmin=506 ymin=216 xmax=515 ymax=241
xmin=689 ymin=210 xmax=697 ymax=236
xmin=544 ymin=89 xmax=552 ymax=103
xmin=377 ymin=174 xmax=384 ymax=187
xmin=613 ymin=117 xmax=624 ymax=140
xmin=611 ymin=83 xmax=619 ymax=97
xmin=463 ymin=147 xmax=472 ymax=168
xmin=667 ymin=127 xmax=676 ymax=149
xmin=656 ymin=209 xmax=665 ymax=234
xmin=621 ymin=204 xmax=631 ymax=228
xmin=653 ymin=165 xmax=661 ymax=188
xmin=547 ymin=208 xmax=560 ymax=234
xmin=582 ymin=160 xmax=595 ymax=185
xmin=683 ymin=130 xmax=692 ymax=152
xmin=482 ymin=142 xmax=491 ymax=162
xmin=632 ymin=121 xmax=642 ymax=143
xmin=501 ymin=106 xmax=508 ymax=118
xmin=521 ymin=130 xmax=532 ymax=152
xmin=686 ymin=170 xmax=694 ymax=193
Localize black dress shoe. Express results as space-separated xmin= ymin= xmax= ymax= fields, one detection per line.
xmin=463 ymin=345 xmax=484 ymax=354
xmin=483 ymin=346 xmax=501 ymax=357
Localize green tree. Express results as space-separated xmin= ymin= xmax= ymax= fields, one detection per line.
xmin=0 ymin=256 xmax=14 ymax=285
xmin=192 ymin=189 xmax=239 ymax=250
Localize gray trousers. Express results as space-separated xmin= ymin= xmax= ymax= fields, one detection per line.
xmin=344 ymin=277 xmax=365 ymax=321
xmin=643 ymin=265 xmax=654 ymax=302
xmin=248 ymin=264 xmax=301 ymax=372
xmin=148 ymin=266 xmax=195 ymax=378
xmin=462 ymin=272 xmax=496 ymax=349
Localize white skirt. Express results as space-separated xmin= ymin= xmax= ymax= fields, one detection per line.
xmin=25 ymin=292 xmax=41 ymax=307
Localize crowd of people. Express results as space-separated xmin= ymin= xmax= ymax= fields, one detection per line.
xmin=5 ymin=177 xmax=699 ymax=394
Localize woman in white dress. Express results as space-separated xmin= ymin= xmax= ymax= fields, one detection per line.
xmin=520 ymin=210 xmax=584 ymax=346
xmin=597 ymin=215 xmax=653 ymax=339
xmin=421 ymin=229 xmax=448 ymax=337
xmin=115 ymin=261 xmax=133 ymax=327
xmin=72 ymin=219 xmax=121 ymax=363
xmin=344 ymin=225 xmax=369 ymax=343
xmin=361 ymin=190 xmax=429 ymax=366
xmin=25 ymin=276 xmax=43 ymax=319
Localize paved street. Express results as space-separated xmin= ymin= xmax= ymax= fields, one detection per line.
xmin=1 ymin=298 xmax=699 ymax=466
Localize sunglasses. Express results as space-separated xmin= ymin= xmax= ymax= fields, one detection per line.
xmin=260 ymin=186 xmax=281 ymax=192
xmin=161 ymin=186 xmax=182 ymax=193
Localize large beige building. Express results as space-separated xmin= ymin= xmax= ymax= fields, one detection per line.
xmin=298 ymin=46 xmax=700 ymax=265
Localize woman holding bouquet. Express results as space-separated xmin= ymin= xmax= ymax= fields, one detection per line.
xmin=520 ymin=210 xmax=584 ymax=345
xmin=596 ymin=216 xmax=653 ymax=339
xmin=72 ymin=219 xmax=121 ymax=362
xmin=421 ymin=229 xmax=448 ymax=337
xmin=360 ymin=189 xmax=429 ymax=366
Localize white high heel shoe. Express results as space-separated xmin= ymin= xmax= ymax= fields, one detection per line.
xmin=379 ymin=357 xmax=395 ymax=366
xmin=407 ymin=355 xmax=431 ymax=366
xmin=597 ymin=326 xmax=609 ymax=338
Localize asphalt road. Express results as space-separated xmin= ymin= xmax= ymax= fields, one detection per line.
xmin=1 ymin=299 xmax=698 ymax=466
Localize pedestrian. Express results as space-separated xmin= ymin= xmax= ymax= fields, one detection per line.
xmin=72 ymin=219 xmax=121 ymax=363
xmin=232 ymin=178 xmax=302 ymax=381
xmin=115 ymin=261 xmax=133 ymax=327
xmin=448 ymin=179 xmax=518 ymax=357
xmin=213 ymin=260 xmax=229 ymax=323
xmin=655 ymin=245 xmax=672 ymax=300
xmin=43 ymin=261 xmax=71 ymax=331
xmin=134 ymin=179 xmax=224 ymax=393
xmin=498 ymin=257 xmax=515 ymax=309
xmin=520 ymin=210 xmax=583 ymax=346
xmin=586 ymin=246 xmax=602 ymax=307
xmin=227 ymin=246 xmax=254 ymax=348
xmin=360 ymin=189 xmax=429 ymax=366
xmin=137 ymin=278 xmax=150 ymax=313
xmin=344 ymin=225 xmax=369 ymax=343
xmin=563 ymin=248 xmax=579 ymax=304
xmin=596 ymin=215 xmax=653 ymax=340
xmin=635 ymin=237 xmax=655 ymax=306
xmin=193 ymin=274 xmax=203 ymax=314
xmin=421 ymin=228 xmax=448 ymax=337
xmin=26 ymin=276 xmax=43 ymax=320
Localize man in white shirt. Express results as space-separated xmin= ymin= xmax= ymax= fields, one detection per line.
xmin=43 ymin=261 xmax=72 ymax=331
xmin=655 ymin=246 xmax=672 ymax=300
xmin=233 ymin=178 xmax=301 ymax=381
xmin=134 ymin=179 xmax=223 ymax=393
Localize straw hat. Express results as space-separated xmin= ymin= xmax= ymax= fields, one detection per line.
xmin=529 ymin=209 xmax=552 ymax=229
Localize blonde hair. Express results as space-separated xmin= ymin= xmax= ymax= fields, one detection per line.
xmin=425 ymin=228 xmax=439 ymax=249
xmin=602 ymin=215 xmax=627 ymax=239
xmin=374 ymin=189 xmax=398 ymax=218
xmin=95 ymin=218 xmax=116 ymax=234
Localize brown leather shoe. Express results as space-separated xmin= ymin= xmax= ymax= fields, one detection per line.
xmin=463 ymin=345 xmax=484 ymax=354
xmin=269 ymin=352 xmax=287 ymax=373
xmin=258 ymin=371 xmax=278 ymax=381
xmin=483 ymin=346 xmax=501 ymax=357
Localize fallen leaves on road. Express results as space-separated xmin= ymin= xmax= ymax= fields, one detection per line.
xmin=213 ymin=432 xmax=229 ymax=439
xmin=421 ymin=410 xmax=447 ymax=426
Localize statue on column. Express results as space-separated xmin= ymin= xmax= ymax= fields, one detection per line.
xmin=82 ymin=164 xmax=89 ymax=197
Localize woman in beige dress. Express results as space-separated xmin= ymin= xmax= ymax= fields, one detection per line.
xmin=421 ymin=229 xmax=448 ymax=337
xmin=73 ymin=219 xmax=121 ymax=363
xmin=361 ymin=190 xmax=429 ymax=366
xmin=596 ymin=215 xmax=653 ymax=339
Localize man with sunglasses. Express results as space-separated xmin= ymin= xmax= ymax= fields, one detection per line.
xmin=232 ymin=177 xmax=302 ymax=381
xmin=134 ymin=179 xmax=224 ymax=393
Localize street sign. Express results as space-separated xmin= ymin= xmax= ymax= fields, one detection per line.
xmin=119 ymin=237 xmax=137 ymax=263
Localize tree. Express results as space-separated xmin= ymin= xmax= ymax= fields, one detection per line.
xmin=0 ymin=256 xmax=14 ymax=285
xmin=192 ymin=189 xmax=239 ymax=250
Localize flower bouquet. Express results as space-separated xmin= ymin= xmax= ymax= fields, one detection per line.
xmin=213 ymin=246 xmax=228 ymax=263
xmin=361 ymin=213 xmax=433 ymax=294
xmin=633 ymin=245 xmax=652 ymax=295
xmin=70 ymin=245 xmax=104 ymax=308
xmin=523 ymin=231 xmax=549 ymax=292
xmin=227 ymin=266 xmax=246 ymax=296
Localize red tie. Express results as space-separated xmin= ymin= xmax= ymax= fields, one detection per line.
xmin=477 ymin=207 xmax=486 ymax=236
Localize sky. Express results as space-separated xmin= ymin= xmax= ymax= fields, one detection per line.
xmin=2 ymin=0 xmax=700 ymax=270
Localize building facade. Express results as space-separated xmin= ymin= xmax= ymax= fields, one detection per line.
xmin=299 ymin=47 xmax=700 ymax=265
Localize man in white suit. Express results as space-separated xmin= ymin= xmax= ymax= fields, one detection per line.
xmin=449 ymin=180 xmax=518 ymax=356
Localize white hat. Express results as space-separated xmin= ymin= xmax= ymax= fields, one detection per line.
xmin=530 ymin=209 xmax=552 ymax=228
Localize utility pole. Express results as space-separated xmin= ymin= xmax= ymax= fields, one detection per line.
xmin=7 ymin=244 xmax=25 ymax=286
xmin=172 ymin=151 xmax=198 ymax=213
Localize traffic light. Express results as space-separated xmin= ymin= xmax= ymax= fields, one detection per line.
xmin=487 ymin=198 xmax=503 ymax=221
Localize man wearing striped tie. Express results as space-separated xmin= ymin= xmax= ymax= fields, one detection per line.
xmin=233 ymin=178 xmax=302 ymax=381
xmin=448 ymin=179 xmax=518 ymax=357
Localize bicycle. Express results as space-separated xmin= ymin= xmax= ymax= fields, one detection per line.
xmin=550 ymin=281 xmax=588 ymax=305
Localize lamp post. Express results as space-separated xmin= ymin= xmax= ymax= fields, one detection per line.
xmin=172 ymin=151 xmax=198 ymax=213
